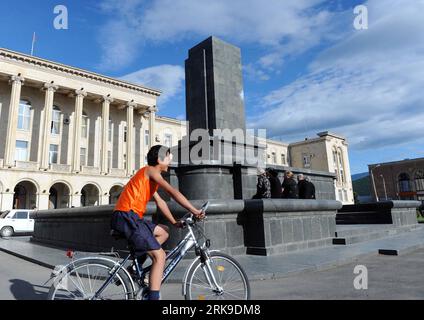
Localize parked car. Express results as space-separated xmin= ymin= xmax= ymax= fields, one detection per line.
xmin=0 ymin=209 xmax=35 ymax=237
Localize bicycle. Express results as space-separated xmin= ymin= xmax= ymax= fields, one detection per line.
xmin=46 ymin=202 xmax=250 ymax=300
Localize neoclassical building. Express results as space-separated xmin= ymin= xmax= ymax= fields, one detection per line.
xmin=0 ymin=48 xmax=354 ymax=211
xmin=288 ymin=132 xmax=354 ymax=204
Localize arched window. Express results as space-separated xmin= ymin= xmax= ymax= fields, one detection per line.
xmin=399 ymin=173 xmax=411 ymax=192
xmin=337 ymin=148 xmax=345 ymax=184
xmin=51 ymin=105 xmax=61 ymax=135
xmin=17 ymin=100 xmax=31 ymax=130
xmin=415 ymin=170 xmax=424 ymax=192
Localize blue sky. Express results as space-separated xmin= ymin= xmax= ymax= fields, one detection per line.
xmin=1 ymin=0 xmax=423 ymax=174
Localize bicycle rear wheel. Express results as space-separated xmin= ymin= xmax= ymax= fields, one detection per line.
xmin=47 ymin=258 xmax=135 ymax=300
xmin=185 ymin=252 xmax=250 ymax=300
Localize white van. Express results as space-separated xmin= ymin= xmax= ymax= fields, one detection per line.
xmin=0 ymin=210 xmax=35 ymax=237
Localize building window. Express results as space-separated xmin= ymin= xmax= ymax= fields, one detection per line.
xmin=343 ymin=190 xmax=348 ymax=202
xmin=124 ymin=126 xmax=127 ymax=143
xmin=123 ymin=154 xmax=127 ymax=168
xmin=51 ymin=106 xmax=61 ymax=135
xmin=81 ymin=114 xmax=88 ymax=138
xmin=271 ymin=152 xmax=277 ymax=164
xmin=17 ymin=100 xmax=31 ymax=130
xmin=49 ymin=144 xmax=59 ymax=164
xmin=281 ymin=154 xmax=286 ymax=165
xmin=145 ymin=130 xmax=150 ymax=148
xmin=303 ymin=154 xmax=311 ymax=168
xmin=108 ymin=150 xmax=112 ymax=170
xmin=415 ymin=170 xmax=424 ymax=192
xmin=399 ymin=173 xmax=411 ymax=192
xmin=108 ymin=120 xmax=112 ymax=142
xmin=338 ymin=189 xmax=343 ymax=201
xmin=80 ymin=148 xmax=87 ymax=167
xmin=164 ymin=133 xmax=173 ymax=148
xmin=15 ymin=140 xmax=28 ymax=161
xmin=338 ymin=151 xmax=345 ymax=184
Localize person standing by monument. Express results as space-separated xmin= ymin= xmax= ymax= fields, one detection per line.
xmin=268 ymin=168 xmax=283 ymax=198
xmin=253 ymin=168 xmax=271 ymax=199
xmin=297 ymin=174 xmax=316 ymax=199
xmin=111 ymin=145 xmax=204 ymax=300
xmin=282 ymin=171 xmax=298 ymax=199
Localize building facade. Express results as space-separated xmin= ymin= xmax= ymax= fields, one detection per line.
xmin=289 ymin=132 xmax=354 ymax=204
xmin=0 ymin=48 xmax=354 ymax=211
xmin=369 ymin=158 xmax=424 ymax=202
xmin=0 ymin=48 xmax=163 ymax=211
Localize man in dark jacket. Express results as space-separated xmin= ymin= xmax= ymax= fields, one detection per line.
xmin=267 ymin=168 xmax=283 ymax=198
xmin=297 ymin=174 xmax=316 ymax=199
xmin=282 ymin=171 xmax=298 ymax=199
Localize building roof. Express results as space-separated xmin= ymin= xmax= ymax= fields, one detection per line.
xmin=317 ymin=131 xmax=346 ymax=140
xmin=369 ymin=157 xmax=424 ymax=168
xmin=0 ymin=48 xmax=162 ymax=97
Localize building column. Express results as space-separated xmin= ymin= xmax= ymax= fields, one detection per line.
xmin=101 ymin=193 xmax=110 ymax=206
xmin=126 ymin=102 xmax=136 ymax=176
xmin=37 ymin=193 xmax=50 ymax=210
xmin=40 ymin=83 xmax=59 ymax=170
xmin=4 ymin=75 xmax=25 ymax=167
xmin=71 ymin=194 xmax=81 ymax=208
xmin=101 ymin=96 xmax=113 ymax=175
xmin=149 ymin=106 xmax=157 ymax=149
xmin=0 ymin=192 xmax=14 ymax=211
xmin=71 ymin=89 xmax=87 ymax=173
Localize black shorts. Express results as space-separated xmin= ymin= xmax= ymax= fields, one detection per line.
xmin=111 ymin=210 xmax=161 ymax=256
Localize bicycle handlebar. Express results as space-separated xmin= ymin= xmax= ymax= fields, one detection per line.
xmin=180 ymin=201 xmax=210 ymax=227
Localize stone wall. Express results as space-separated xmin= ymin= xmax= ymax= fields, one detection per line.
xmin=31 ymin=199 xmax=342 ymax=256
xmin=337 ymin=201 xmax=420 ymax=225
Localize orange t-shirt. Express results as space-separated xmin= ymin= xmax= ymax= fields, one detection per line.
xmin=114 ymin=166 xmax=159 ymax=218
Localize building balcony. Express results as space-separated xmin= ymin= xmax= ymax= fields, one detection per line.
xmin=109 ymin=168 xmax=126 ymax=177
xmin=81 ymin=166 xmax=100 ymax=175
xmin=14 ymin=160 xmax=39 ymax=170
xmin=49 ymin=164 xmax=72 ymax=173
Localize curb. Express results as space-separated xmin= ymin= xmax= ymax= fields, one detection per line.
xmin=0 ymin=245 xmax=55 ymax=270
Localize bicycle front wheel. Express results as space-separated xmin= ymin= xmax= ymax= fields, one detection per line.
xmin=185 ymin=252 xmax=250 ymax=300
xmin=47 ymin=258 xmax=135 ymax=300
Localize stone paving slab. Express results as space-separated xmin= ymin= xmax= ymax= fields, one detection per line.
xmin=1 ymin=227 xmax=424 ymax=284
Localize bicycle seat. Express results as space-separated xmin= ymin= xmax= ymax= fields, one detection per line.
xmin=110 ymin=230 xmax=126 ymax=240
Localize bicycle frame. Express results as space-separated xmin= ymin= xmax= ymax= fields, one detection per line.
xmin=136 ymin=225 xmax=198 ymax=283
xmin=92 ymin=221 xmax=214 ymax=299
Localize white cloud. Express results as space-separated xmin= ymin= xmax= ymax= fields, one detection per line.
xmin=122 ymin=64 xmax=185 ymax=105
xmin=249 ymin=0 xmax=424 ymax=152
xmin=97 ymin=0 xmax=336 ymax=71
xmin=244 ymin=64 xmax=270 ymax=82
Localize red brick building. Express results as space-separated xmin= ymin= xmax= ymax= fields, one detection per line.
xmin=369 ymin=158 xmax=424 ymax=201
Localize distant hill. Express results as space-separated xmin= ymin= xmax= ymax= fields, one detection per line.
xmin=352 ymin=175 xmax=371 ymax=196
xmin=352 ymin=172 xmax=369 ymax=181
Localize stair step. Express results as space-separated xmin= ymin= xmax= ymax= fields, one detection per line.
xmin=333 ymin=225 xmax=422 ymax=246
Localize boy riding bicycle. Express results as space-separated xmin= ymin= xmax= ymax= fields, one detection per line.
xmin=111 ymin=145 xmax=204 ymax=300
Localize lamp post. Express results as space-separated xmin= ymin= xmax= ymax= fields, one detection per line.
xmin=370 ymin=164 xmax=381 ymax=202
xmin=380 ymin=174 xmax=388 ymax=200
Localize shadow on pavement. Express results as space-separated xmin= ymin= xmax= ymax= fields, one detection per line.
xmin=9 ymin=279 xmax=49 ymax=300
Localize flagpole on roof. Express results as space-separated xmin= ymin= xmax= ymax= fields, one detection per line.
xmin=31 ymin=32 xmax=36 ymax=56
